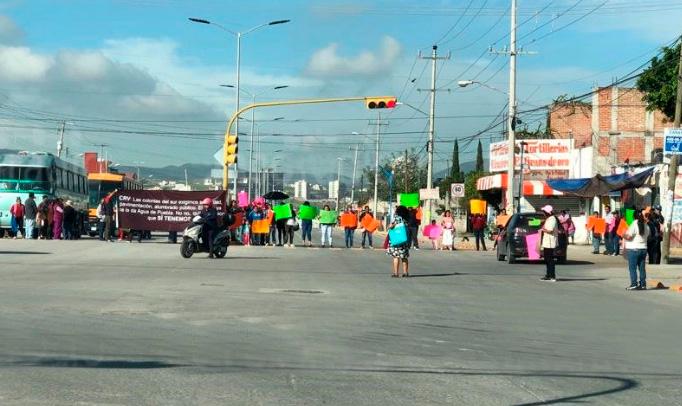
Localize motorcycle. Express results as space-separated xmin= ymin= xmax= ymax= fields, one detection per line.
xmin=180 ymin=215 xmax=230 ymax=258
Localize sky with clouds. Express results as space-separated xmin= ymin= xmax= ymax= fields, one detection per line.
xmin=0 ymin=0 xmax=681 ymax=179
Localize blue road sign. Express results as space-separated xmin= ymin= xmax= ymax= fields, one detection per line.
xmin=664 ymin=128 xmax=682 ymax=154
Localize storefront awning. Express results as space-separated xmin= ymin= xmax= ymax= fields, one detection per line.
xmin=476 ymin=173 xmax=563 ymax=196
xmin=546 ymin=167 xmax=655 ymax=197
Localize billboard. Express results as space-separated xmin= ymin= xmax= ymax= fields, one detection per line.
xmin=117 ymin=190 xmax=226 ymax=232
xmin=489 ymin=139 xmax=572 ymax=173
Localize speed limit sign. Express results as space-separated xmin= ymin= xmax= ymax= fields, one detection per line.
xmin=451 ymin=183 xmax=465 ymax=198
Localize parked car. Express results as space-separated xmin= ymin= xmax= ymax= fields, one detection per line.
xmin=496 ymin=212 xmax=567 ymax=264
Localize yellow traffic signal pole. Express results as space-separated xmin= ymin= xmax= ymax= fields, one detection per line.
xmin=222 ymin=96 xmax=395 ymax=192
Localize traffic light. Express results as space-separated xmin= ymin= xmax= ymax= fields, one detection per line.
xmin=365 ymin=96 xmax=397 ymax=109
xmin=225 ymin=134 xmax=238 ymax=165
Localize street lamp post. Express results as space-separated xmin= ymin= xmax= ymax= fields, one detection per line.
xmin=459 ymin=79 xmax=517 ymax=211
xmin=336 ymin=157 xmax=343 ymax=212
xmin=189 ymin=17 xmax=290 ymax=199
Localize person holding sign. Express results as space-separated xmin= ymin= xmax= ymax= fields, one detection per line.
xmin=624 ymin=209 xmax=649 ymax=290
xmin=588 ymin=211 xmax=603 ymax=254
xmin=273 ymin=203 xmax=293 ymax=247
xmin=359 ymin=206 xmax=376 ymax=249
xmin=387 ymin=205 xmax=411 ymax=278
xmin=341 ymin=206 xmax=358 ymax=248
xmin=298 ymin=202 xmax=316 ymax=247
xmin=319 ymin=205 xmax=337 ymax=248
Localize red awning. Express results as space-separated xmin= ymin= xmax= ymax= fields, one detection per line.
xmin=476 ymin=173 xmax=563 ymax=196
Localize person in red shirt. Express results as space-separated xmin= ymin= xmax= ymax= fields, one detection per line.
xmin=9 ymin=197 xmax=25 ymax=238
xmin=471 ymin=213 xmax=487 ymax=251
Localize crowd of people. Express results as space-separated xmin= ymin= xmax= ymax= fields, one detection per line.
xmin=5 ymin=191 xmax=670 ymax=285
xmin=3 ymin=192 xmax=86 ymax=240
xmin=584 ymin=204 xmax=665 ymax=290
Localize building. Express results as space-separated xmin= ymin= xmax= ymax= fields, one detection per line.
xmin=294 ymin=180 xmax=308 ymax=200
xmin=328 ymin=180 xmax=339 ymax=199
xmin=550 ymin=86 xmax=670 ymax=175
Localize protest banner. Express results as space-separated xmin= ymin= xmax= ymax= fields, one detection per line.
xmin=117 ymin=190 xmax=226 ymax=232
xmin=340 ymin=212 xmax=358 ymax=228
xmin=398 ymin=193 xmax=420 ymax=208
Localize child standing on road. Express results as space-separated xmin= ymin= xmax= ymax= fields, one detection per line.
xmin=426 ymin=220 xmax=442 ymax=250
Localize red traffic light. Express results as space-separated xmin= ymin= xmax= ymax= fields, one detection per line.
xmin=366 ymin=97 xmax=397 ymax=109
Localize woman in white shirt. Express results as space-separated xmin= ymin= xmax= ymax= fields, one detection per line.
xmin=623 ymin=210 xmax=650 ymax=290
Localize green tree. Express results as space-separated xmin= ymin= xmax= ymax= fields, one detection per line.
xmin=360 ymin=149 xmax=426 ymax=203
xmin=451 ymin=139 xmax=463 ymax=182
xmin=475 ymin=140 xmax=484 ymax=172
xmin=459 ymin=170 xmax=485 ymax=208
xmin=636 ymin=43 xmax=680 ymax=120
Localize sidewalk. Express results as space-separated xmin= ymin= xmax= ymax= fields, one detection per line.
xmin=561 ymin=243 xmax=682 ymax=292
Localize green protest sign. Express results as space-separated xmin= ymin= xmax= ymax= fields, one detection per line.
xmin=528 ymin=218 xmax=542 ymax=227
xmin=274 ymin=203 xmax=293 ymax=221
xmin=319 ymin=210 xmax=338 ymax=224
xmin=298 ymin=205 xmax=318 ymax=220
xmin=625 ymin=208 xmax=635 ymax=225
xmin=398 ymin=193 xmax=420 ymax=208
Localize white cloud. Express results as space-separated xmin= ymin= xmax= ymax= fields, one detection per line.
xmin=305 ymin=36 xmax=402 ymax=79
xmin=0 ymin=46 xmax=51 ymax=82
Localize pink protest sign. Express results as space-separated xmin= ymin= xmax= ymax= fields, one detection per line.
xmin=423 ymin=224 xmax=443 ymax=239
xmin=525 ymin=233 xmax=541 ymax=260
xmin=237 ymin=191 xmax=249 ymax=208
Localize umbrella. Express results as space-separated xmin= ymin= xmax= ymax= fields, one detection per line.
xmin=263 ymin=191 xmax=289 ymax=200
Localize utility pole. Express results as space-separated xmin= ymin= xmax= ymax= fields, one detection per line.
xmin=350 ymin=144 xmax=359 ymax=205
xmin=335 ymin=157 xmax=343 ymax=212
xmin=418 ymin=45 xmax=450 ymax=223
xmin=662 ymin=41 xmax=682 ymax=263
xmin=507 ymin=0 xmax=518 ymax=214
xmin=56 ymin=121 xmax=65 ymax=158
xmin=249 ymin=95 xmax=256 ymax=201
xmin=370 ymin=113 xmax=389 ymax=217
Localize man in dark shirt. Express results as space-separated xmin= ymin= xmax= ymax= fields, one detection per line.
xmin=407 ymin=207 xmax=420 ymax=250
xmin=24 ymin=192 xmax=38 ymax=239
xmin=200 ymin=198 xmax=218 ymax=258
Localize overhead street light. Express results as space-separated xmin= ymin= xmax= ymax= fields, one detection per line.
xmin=219 ymin=84 xmax=289 ymax=200
xmin=189 ymin=16 xmax=290 ymax=198
xmin=459 ymin=78 xmax=517 ymax=212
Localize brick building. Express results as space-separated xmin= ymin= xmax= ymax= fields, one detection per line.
xmin=550 ymin=86 xmax=672 ymax=175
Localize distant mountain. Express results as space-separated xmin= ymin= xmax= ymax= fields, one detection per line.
xmin=117 ymin=163 xmax=218 ymax=182
xmin=434 ymin=160 xmax=478 ymax=180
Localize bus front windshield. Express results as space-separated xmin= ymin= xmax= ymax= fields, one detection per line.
xmin=0 ymin=166 xmax=51 ymax=192
xmin=88 ymin=180 xmax=121 ymax=206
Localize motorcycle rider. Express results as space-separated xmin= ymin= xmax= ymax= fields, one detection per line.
xmin=200 ymin=197 xmax=218 ymax=258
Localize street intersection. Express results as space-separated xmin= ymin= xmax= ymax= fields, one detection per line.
xmin=0 ymin=238 xmax=680 ymax=405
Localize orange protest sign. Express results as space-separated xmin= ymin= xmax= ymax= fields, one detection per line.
xmin=251 ymin=219 xmax=270 ymax=234
xmin=340 ymin=212 xmax=358 ymax=228
xmin=360 ymin=214 xmax=375 ymax=229
xmin=496 ymin=214 xmax=510 ymax=227
xmin=616 ymin=220 xmax=629 ymax=237
xmin=416 ymin=207 xmax=423 ymax=221
xmin=363 ymin=217 xmax=380 ymax=233
xmin=593 ymin=218 xmax=606 ymax=235
xmin=266 ymin=210 xmax=274 ymax=224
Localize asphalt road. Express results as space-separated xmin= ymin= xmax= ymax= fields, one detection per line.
xmin=0 ymin=235 xmax=681 ymax=405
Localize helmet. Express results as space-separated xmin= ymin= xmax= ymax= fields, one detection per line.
xmin=201 ymin=197 xmax=213 ymax=206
